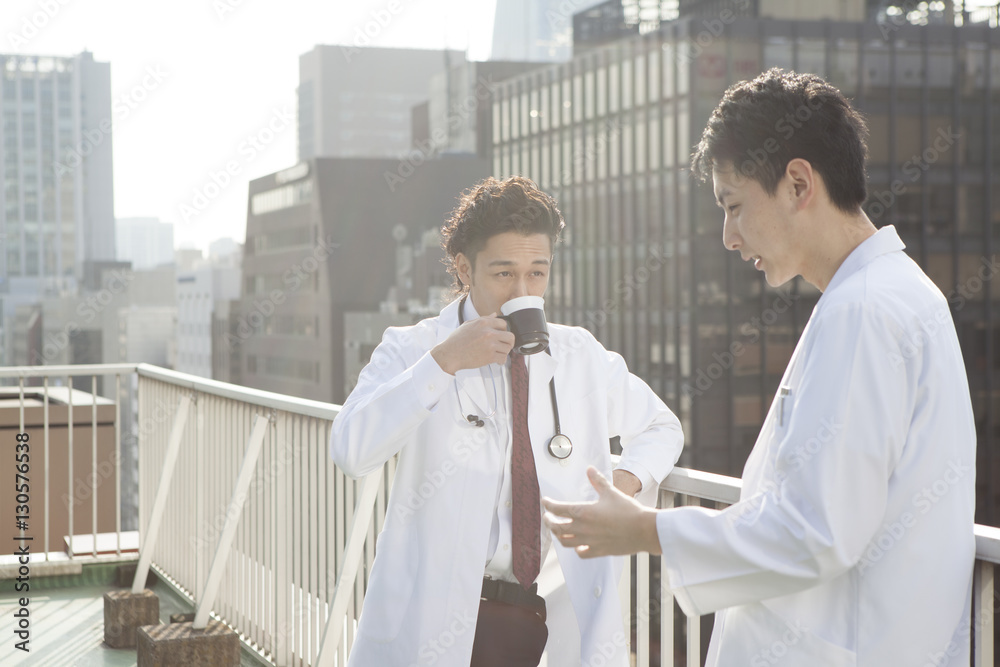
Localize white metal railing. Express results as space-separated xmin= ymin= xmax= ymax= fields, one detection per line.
xmin=0 ymin=363 xmax=135 ymax=567
xmin=132 ymin=363 xmax=388 ymax=666
xmin=2 ymin=363 xmax=997 ymax=666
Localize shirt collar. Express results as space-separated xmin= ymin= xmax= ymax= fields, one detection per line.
xmin=462 ymin=294 xmax=481 ymax=322
xmin=822 ymin=224 xmax=905 ymax=296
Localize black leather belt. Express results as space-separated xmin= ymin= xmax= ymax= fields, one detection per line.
xmin=481 ymin=577 xmax=546 ymax=622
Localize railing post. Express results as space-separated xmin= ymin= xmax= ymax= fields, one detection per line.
xmin=620 ymin=552 xmax=632 ymax=658
xmin=315 ymin=469 xmax=385 ymax=666
xmin=637 ymin=552 xmax=650 ymax=667
xmin=131 ymin=393 xmax=192 ymax=593
xmin=973 ymin=559 xmax=995 ymax=667
xmin=193 ymin=413 xmax=270 ymax=629
xmin=660 ymin=488 xmax=675 ymax=667
xmin=194 ymin=394 xmax=206 ymax=601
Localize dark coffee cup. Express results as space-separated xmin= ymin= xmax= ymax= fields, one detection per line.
xmin=500 ymin=296 xmax=549 ymax=355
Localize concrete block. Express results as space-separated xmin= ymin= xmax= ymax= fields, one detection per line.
xmin=104 ymin=589 xmax=159 ymax=648
xmin=137 ymin=620 xmax=239 ymax=667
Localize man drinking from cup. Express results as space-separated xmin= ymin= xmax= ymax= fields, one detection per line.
xmin=329 ymin=175 xmax=684 ymax=667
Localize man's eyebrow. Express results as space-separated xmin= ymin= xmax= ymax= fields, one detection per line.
xmin=715 ymin=188 xmax=732 ymax=208
xmin=486 ymin=258 xmax=551 ymax=267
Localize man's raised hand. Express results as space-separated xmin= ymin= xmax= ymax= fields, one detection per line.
xmin=431 ymin=314 xmax=515 ymax=375
xmin=542 ymin=466 xmax=663 ymax=558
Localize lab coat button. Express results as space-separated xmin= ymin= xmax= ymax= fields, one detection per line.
xmin=427 ymin=384 xmax=435 ymax=392
xmin=505 ymin=501 xmax=512 ymax=508
xmin=593 ymin=586 xmax=602 ymax=598
xmin=503 ymin=544 xmax=509 ymax=551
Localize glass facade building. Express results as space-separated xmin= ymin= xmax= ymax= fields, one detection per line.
xmin=0 ymin=51 xmax=114 ymax=287
xmin=491 ymin=17 xmax=1000 ymax=523
xmin=0 ymin=51 xmax=114 ymax=365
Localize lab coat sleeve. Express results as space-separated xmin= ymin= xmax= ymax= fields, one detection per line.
xmin=329 ymin=325 xmax=453 ymax=478
xmin=598 ymin=334 xmax=684 ymax=498
xmin=656 ymin=303 xmax=913 ymax=617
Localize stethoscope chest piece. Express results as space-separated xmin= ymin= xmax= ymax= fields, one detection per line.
xmin=547 ymin=434 xmax=573 ymax=460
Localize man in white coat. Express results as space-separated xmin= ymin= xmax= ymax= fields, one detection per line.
xmin=544 ymin=68 xmax=977 ymax=666
xmin=330 ymin=175 xmax=684 ymax=666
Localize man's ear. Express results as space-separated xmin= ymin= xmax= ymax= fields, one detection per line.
xmin=455 ymin=252 xmax=473 ymax=286
xmin=784 ymin=158 xmax=816 ymax=211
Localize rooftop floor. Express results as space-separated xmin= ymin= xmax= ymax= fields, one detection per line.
xmin=0 ymin=560 xmax=265 ymax=667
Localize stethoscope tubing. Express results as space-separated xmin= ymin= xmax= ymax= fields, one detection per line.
xmin=457 ymin=295 xmax=572 ymax=459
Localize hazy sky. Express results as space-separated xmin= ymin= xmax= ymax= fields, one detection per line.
xmin=0 ymin=0 xmax=498 ymax=254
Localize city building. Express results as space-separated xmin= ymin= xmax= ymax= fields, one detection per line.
xmin=176 ymin=264 xmax=241 ymax=379
xmin=297 ymin=45 xmax=464 ymax=160
xmin=238 ymin=155 xmax=488 ymax=404
xmin=488 ymin=1 xmax=1000 ymax=524
xmin=0 ymin=51 xmax=114 ymax=364
xmin=208 ymin=237 xmax=242 ymax=267
xmin=174 ymin=247 xmax=204 ymax=272
xmin=115 ymin=217 xmax=174 ymax=270
xmin=414 ymin=59 xmax=543 ymax=161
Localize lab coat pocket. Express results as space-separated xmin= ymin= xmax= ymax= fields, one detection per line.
xmin=713 ymin=602 xmax=856 ymax=667
xmin=356 ymin=527 xmax=419 ymax=643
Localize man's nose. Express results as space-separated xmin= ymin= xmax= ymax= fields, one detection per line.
xmin=510 ymin=278 xmax=530 ymax=299
xmin=722 ymin=215 xmax=740 ymax=251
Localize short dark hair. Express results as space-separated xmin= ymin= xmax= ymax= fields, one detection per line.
xmin=691 ymin=68 xmax=869 ymax=214
xmin=441 ymin=176 xmax=565 ymax=293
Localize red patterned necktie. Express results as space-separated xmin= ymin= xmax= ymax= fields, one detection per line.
xmin=510 ymin=352 xmax=541 ymax=588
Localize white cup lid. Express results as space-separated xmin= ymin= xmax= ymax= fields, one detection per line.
xmin=500 ymin=295 xmax=544 ymax=315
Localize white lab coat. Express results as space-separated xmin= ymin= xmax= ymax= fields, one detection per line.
xmin=657 ymin=226 xmax=977 ymax=666
xmin=331 ymin=297 xmax=683 ymax=667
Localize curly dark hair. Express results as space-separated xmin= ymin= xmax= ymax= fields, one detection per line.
xmin=441 ymin=176 xmax=565 ymax=294
xmin=691 ymin=68 xmax=870 ymax=214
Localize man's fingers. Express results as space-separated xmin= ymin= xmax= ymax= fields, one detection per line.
xmin=586 ymin=466 xmax=613 ymax=495
xmin=541 ymin=496 xmax=587 ymax=518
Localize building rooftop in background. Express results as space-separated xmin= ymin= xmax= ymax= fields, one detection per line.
xmin=116 ymin=217 xmax=175 ymax=270
xmin=296 ymin=45 xmax=464 ymax=161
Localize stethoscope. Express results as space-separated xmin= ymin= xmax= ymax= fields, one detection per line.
xmin=456 ymin=295 xmax=573 ymax=460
